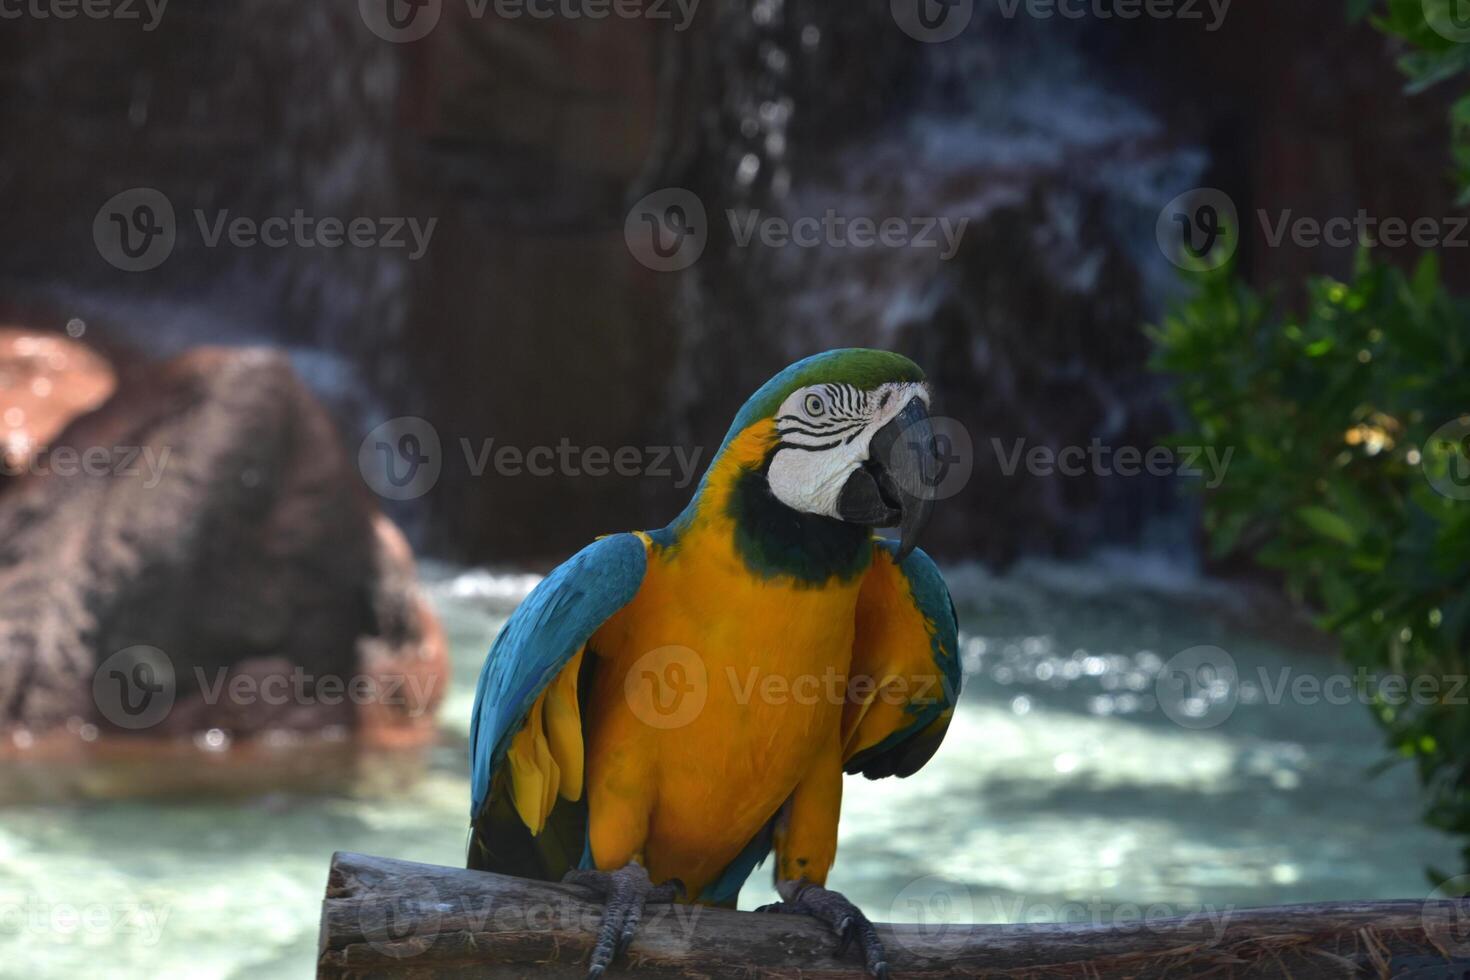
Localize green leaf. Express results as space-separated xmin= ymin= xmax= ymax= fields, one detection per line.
xmin=1412 ymin=252 xmax=1443 ymax=308
xmin=1296 ymin=506 xmax=1362 ymax=546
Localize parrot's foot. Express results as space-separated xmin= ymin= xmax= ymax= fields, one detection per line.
xmin=562 ymin=862 xmax=684 ymax=979
xmin=757 ymin=881 xmax=890 ymax=980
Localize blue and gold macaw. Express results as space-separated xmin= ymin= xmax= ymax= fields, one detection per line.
xmin=468 ymin=349 xmax=961 ymax=978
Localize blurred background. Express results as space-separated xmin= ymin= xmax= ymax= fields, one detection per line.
xmin=3 ymin=0 xmax=1470 ymax=976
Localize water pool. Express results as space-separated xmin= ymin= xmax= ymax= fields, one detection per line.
xmin=0 ymin=556 xmax=1455 ymax=978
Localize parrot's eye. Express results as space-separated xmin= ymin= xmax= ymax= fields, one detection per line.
xmin=803 ymin=393 xmax=826 ymax=417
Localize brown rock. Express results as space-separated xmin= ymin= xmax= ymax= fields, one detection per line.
xmin=0 ymin=346 xmax=447 ymax=747
xmin=0 ymin=328 xmax=115 ymax=484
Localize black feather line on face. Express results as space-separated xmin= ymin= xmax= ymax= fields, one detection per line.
xmin=773 ymin=439 xmax=843 ymax=453
xmin=776 ymin=420 xmax=867 ymax=441
xmin=774 ymin=414 xmax=863 ymax=428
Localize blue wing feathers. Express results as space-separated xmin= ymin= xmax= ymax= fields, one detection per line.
xmin=468 ymin=533 xmax=647 ymax=817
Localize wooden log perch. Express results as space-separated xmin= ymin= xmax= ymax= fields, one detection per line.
xmin=319 ymin=851 xmax=1470 ymax=979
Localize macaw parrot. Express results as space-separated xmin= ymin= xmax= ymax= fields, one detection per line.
xmin=468 ymin=348 xmax=961 ymax=979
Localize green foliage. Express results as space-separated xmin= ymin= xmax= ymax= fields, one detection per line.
xmin=1361 ymin=0 xmax=1470 ymax=201
xmin=1154 ymin=0 xmax=1470 ymax=876
xmin=1149 ymin=252 xmax=1470 ymax=879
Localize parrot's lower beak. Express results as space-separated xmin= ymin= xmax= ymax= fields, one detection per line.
xmin=836 ymin=396 xmax=938 ymax=561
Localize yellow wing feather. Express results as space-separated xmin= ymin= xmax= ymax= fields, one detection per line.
xmin=544 ymin=646 xmax=585 ymax=802
xmin=506 ymin=646 xmax=586 ymax=834
xmin=843 ymin=545 xmax=947 ymax=764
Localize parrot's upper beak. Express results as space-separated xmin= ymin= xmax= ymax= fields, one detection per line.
xmin=835 ymin=396 xmax=938 ymax=561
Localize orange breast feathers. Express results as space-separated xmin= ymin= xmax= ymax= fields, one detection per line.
xmin=842 ymin=545 xmax=950 ymax=765
xmin=577 ymin=530 xmax=865 ymax=893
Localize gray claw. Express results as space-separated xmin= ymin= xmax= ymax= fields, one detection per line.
xmin=766 ymin=884 xmax=891 ymax=979
xmin=565 ymin=862 xmax=680 ymax=979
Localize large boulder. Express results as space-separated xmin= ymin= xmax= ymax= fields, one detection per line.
xmin=0 ymin=345 xmax=446 ymax=747
xmin=0 ymin=328 xmax=116 ymax=489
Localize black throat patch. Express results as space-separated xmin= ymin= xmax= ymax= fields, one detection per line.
xmin=726 ymin=463 xmax=873 ymax=586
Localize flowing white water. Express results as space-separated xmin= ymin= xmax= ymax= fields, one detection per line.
xmin=0 ymin=557 xmax=1455 ymax=979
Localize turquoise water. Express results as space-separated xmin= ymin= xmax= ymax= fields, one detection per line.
xmin=0 ymin=556 xmax=1457 ymax=978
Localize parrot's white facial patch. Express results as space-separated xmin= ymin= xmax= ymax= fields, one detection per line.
xmin=766 ymin=381 xmax=930 ymax=518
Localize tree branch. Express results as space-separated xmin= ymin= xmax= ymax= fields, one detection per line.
xmin=319 ymin=851 xmax=1470 ymax=978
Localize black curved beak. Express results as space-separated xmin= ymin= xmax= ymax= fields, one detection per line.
xmin=835 ymin=396 xmax=938 ymax=561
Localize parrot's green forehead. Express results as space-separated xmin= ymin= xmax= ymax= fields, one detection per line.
xmin=726 ymin=349 xmax=926 ymax=438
